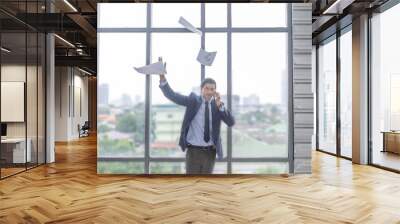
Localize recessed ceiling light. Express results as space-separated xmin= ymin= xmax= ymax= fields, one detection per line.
xmin=54 ymin=34 xmax=75 ymax=48
xmin=63 ymin=0 xmax=78 ymax=12
xmin=78 ymin=67 xmax=92 ymax=76
xmin=323 ymin=0 xmax=354 ymax=15
xmin=1 ymin=47 xmax=11 ymax=53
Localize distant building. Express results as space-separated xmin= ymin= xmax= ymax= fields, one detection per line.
xmin=133 ymin=95 xmax=142 ymax=105
xmin=102 ymin=131 xmax=132 ymax=140
xmin=221 ymin=94 xmax=240 ymax=105
xmin=112 ymin=94 xmax=133 ymax=108
xmin=243 ymin=94 xmax=260 ymax=107
xmin=98 ymin=114 xmax=116 ymax=124
xmin=152 ymin=104 xmax=183 ymax=143
xmin=99 ymin=83 xmax=109 ymax=105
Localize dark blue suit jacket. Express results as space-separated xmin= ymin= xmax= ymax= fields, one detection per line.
xmin=159 ymin=82 xmax=235 ymax=159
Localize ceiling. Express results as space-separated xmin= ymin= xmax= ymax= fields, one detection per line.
xmin=0 ymin=0 xmax=394 ymax=75
xmin=311 ymin=0 xmax=390 ymax=43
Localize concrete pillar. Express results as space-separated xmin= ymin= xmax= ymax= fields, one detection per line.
xmin=352 ymin=14 xmax=369 ymax=164
xmin=46 ymin=0 xmax=55 ymax=163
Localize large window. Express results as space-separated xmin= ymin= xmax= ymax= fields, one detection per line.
xmin=232 ymin=33 xmax=288 ymax=158
xmin=98 ymin=3 xmax=147 ymax=28
xmin=317 ymin=36 xmax=337 ymax=155
xmin=231 ymin=3 xmax=287 ymax=27
xmin=339 ymin=28 xmax=352 ymax=158
xmin=151 ymin=33 xmax=200 ymax=158
xmin=370 ymin=3 xmax=400 ymax=171
xmin=205 ymin=33 xmax=228 ymax=159
xmin=98 ymin=3 xmax=291 ymax=174
xmin=316 ymin=24 xmax=353 ymax=160
xmin=0 ymin=2 xmax=46 ymax=179
xmin=98 ymin=33 xmax=146 ymax=172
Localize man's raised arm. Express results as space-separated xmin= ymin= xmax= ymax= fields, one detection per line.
xmin=158 ymin=63 xmax=190 ymax=106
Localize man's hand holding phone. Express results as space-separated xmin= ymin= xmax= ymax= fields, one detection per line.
xmin=215 ymin=92 xmax=223 ymax=108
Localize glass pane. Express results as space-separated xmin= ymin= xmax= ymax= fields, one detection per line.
xmin=205 ymin=33 xmax=227 ymax=158
xmin=149 ymin=162 xmax=227 ymax=174
xmin=38 ymin=33 xmax=46 ymax=164
xmin=97 ymin=33 xmax=146 ymax=161
xmin=340 ymin=30 xmax=352 ymax=158
xmin=318 ymin=38 xmax=337 ymax=154
xmin=151 ymin=33 xmax=200 ymax=158
xmin=97 ymin=161 xmax=144 ymax=174
xmin=232 ymin=3 xmax=287 ymax=27
xmin=1 ymin=32 xmax=27 ymax=177
xmin=27 ymin=31 xmax=38 ymax=168
xmin=98 ymin=3 xmax=147 ymax=28
xmin=205 ymin=3 xmax=227 ymax=27
xmin=232 ymin=162 xmax=288 ymax=174
xmin=232 ymin=33 xmax=288 ymax=158
xmin=150 ymin=162 xmax=185 ymax=174
xmin=371 ymin=4 xmax=400 ymax=171
xmin=152 ymin=3 xmax=200 ymax=28
xmin=213 ymin=162 xmax=227 ymax=174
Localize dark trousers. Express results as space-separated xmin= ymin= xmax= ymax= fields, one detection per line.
xmin=185 ymin=147 xmax=216 ymax=174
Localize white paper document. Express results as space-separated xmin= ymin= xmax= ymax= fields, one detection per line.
xmin=178 ymin=16 xmax=202 ymax=36
xmin=134 ymin=61 xmax=167 ymax=75
xmin=196 ymin=48 xmax=217 ymax=66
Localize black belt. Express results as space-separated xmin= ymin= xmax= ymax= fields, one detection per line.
xmin=188 ymin=144 xmax=216 ymax=150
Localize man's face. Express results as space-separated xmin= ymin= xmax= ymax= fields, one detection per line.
xmin=201 ymin=83 xmax=216 ymax=102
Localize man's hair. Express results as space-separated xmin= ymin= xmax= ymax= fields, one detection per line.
xmin=201 ymin=78 xmax=217 ymax=89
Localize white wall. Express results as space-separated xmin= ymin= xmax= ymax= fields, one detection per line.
xmin=1 ymin=65 xmax=38 ymax=138
xmin=1 ymin=63 xmax=46 ymax=164
xmin=55 ymin=67 xmax=89 ymax=141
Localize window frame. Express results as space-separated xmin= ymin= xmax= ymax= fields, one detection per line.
xmin=97 ymin=3 xmax=294 ymax=174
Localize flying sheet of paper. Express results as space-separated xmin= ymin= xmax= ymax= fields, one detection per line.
xmin=133 ymin=61 xmax=167 ymax=75
xmin=196 ymin=48 xmax=217 ymax=66
xmin=178 ymin=16 xmax=202 ymax=36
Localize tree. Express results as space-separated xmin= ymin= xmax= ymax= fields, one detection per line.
xmin=242 ymin=110 xmax=268 ymax=125
xmin=115 ymin=103 xmax=157 ymax=145
xmin=116 ymin=112 xmax=137 ymax=133
xmin=268 ymin=105 xmax=281 ymax=125
xmin=98 ymin=124 xmax=112 ymax=133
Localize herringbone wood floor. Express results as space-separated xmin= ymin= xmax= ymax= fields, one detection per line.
xmin=1 ymin=135 xmax=400 ymax=224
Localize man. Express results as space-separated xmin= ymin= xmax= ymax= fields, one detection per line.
xmin=159 ymin=73 xmax=235 ymax=174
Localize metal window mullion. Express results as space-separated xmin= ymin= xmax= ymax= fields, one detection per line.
xmin=0 ymin=26 xmax=2 ymax=179
xmin=98 ymin=27 xmax=289 ymax=33
xmin=98 ymin=157 xmax=289 ymax=163
xmin=144 ymin=3 xmax=152 ymax=174
xmin=201 ymin=3 xmax=205 ymax=82
xmin=227 ymin=3 xmax=232 ymax=174
xmin=44 ymin=1 xmax=48 ymax=164
xmin=336 ymin=30 xmax=341 ymax=157
xmin=36 ymin=20 xmax=39 ymax=167
xmin=287 ymin=3 xmax=294 ymax=174
xmin=73 ymin=68 xmax=75 ymax=118
xmin=367 ymin=12 xmax=373 ymax=165
xmin=316 ymin=44 xmax=319 ymax=151
xmin=68 ymin=70 xmax=71 ymax=118
xmin=25 ymin=4 xmax=28 ymax=171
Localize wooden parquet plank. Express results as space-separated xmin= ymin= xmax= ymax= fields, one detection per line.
xmin=0 ymin=134 xmax=400 ymax=223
